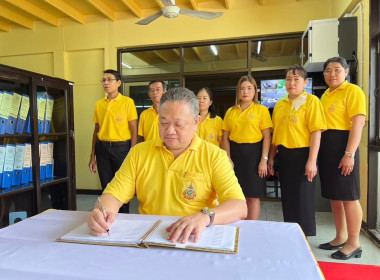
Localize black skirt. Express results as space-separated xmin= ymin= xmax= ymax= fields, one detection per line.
xmin=319 ymin=130 xmax=360 ymax=201
xmin=230 ymin=141 xmax=266 ymax=198
xmin=278 ymin=145 xmax=316 ymax=236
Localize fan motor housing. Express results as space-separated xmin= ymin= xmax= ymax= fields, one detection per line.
xmin=162 ymin=6 xmax=180 ymax=18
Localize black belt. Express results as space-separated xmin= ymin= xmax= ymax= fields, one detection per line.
xmin=97 ymin=140 xmax=131 ymax=147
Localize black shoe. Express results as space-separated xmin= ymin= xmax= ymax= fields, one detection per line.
xmin=331 ymin=247 xmax=362 ymax=260
xmin=319 ymin=242 xmax=345 ymax=250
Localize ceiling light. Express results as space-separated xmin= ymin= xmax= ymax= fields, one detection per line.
xmin=122 ymin=62 xmax=133 ymax=69
xmin=210 ymin=45 xmax=218 ymax=56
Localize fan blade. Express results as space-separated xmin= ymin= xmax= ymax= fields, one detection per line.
xmin=136 ymin=11 xmax=163 ymax=25
xmin=160 ymin=0 xmax=175 ymax=6
xmin=179 ymin=9 xmax=222 ymax=20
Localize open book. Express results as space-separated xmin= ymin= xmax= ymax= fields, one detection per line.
xmin=57 ymin=219 xmax=240 ymax=254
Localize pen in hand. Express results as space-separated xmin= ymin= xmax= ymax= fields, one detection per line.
xmin=97 ymin=197 xmax=110 ymax=236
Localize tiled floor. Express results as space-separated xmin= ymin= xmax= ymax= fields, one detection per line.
xmin=77 ymin=194 xmax=380 ymax=266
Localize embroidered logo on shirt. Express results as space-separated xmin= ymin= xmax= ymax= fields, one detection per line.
xmin=290 ymin=116 xmax=298 ymax=124
xmin=329 ymin=104 xmax=335 ymax=113
xmin=183 ymin=182 xmax=197 ymax=200
xmin=248 ymin=113 xmax=254 ymax=119
xmin=209 ymin=133 xmax=214 ymax=140
xmin=116 ymin=115 xmax=122 ymax=123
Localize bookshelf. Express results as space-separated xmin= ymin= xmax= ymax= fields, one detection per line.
xmin=0 ymin=64 xmax=76 ymax=227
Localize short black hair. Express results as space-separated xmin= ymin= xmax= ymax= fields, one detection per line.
xmin=149 ymin=80 xmax=167 ymax=91
xmin=103 ymin=69 xmax=121 ymax=81
xmin=197 ymin=87 xmax=217 ymax=119
xmin=323 ymin=57 xmax=349 ymax=71
xmin=286 ymin=65 xmax=308 ymax=80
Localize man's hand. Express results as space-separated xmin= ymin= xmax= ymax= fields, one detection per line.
xmin=87 ymin=208 xmax=116 ymax=236
xmin=166 ymin=213 xmax=209 ymax=244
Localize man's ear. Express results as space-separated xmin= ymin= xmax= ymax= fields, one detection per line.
xmin=194 ymin=115 xmax=201 ymax=130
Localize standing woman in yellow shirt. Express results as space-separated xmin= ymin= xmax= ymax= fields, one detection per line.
xmin=196 ymin=87 xmax=223 ymax=147
xmin=222 ymin=75 xmax=272 ymax=220
xmin=268 ymin=65 xmax=326 ymax=237
xmin=318 ymin=57 xmax=366 ymax=260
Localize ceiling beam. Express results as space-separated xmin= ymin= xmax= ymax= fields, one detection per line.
xmin=6 ymin=0 xmax=59 ymax=27
xmin=87 ymin=0 xmax=116 ymax=21
xmin=224 ymin=0 xmax=231 ymax=9
xmin=0 ymin=4 xmax=34 ymax=29
xmin=0 ymin=20 xmax=10 ymax=32
xmin=121 ymin=0 xmax=142 ymax=18
xmin=154 ymin=0 xmax=165 ymax=8
xmin=44 ymin=0 xmax=85 ymax=24
xmin=153 ymin=51 xmax=171 ymax=63
xmin=189 ymin=0 xmax=199 ymax=10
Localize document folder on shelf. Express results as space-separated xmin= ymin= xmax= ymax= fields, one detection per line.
xmin=37 ymin=94 xmax=47 ymax=134
xmin=25 ymin=112 xmax=31 ymax=134
xmin=39 ymin=142 xmax=47 ymax=180
xmin=44 ymin=96 xmax=54 ymax=134
xmin=12 ymin=144 xmax=25 ymax=186
xmin=0 ymin=91 xmax=13 ymax=135
xmin=2 ymin=144 xmax=16 ymax=188
xmin=0 ymin=145 xmax=6 ymax=188
xmin=15 ymin=95 xmax=30 ymax=134
xmin=21 ymin=143 xmax=31 ymax=185
xmin=46 ymin=142 xmax=54 ymax=179
xmin=6 ymin=92 xmax=22 ymax=135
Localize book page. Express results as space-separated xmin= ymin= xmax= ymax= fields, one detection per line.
xmin=145 ymin=221 xmax=237 ymax=252
xmin=60 ymin=220 xmax=157 ymax=245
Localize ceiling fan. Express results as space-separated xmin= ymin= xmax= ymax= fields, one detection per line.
xmin=136 ymin=0 xmax=223 ymax=25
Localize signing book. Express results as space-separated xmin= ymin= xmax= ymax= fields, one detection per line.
xmin=57 ymin=219 xmax=239 ymax=254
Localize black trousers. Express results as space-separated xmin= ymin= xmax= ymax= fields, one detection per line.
xmin=95 ymin=140 xmax=131 ymax=213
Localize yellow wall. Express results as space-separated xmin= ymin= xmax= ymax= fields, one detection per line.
xmin=0 ymin=0 xmax=370 ymax=215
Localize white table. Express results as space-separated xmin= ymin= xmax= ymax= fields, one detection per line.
xmin=0 ymin=210 xmax=324 ymax=280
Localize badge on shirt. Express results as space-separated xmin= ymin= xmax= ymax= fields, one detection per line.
xmin=248 ymin=113 xmax=254 ymax=119
xmin=183 ymin=182 xmax=197 ymax=200
xmin=329 ymin=104 xmax=336 ymax=113
xmin=116 ymin=115 xmax=122 ymax=123
xmin=290 ymin=116 xmax=297 ymax=124
xmin=209 ymin=133 xmax=214 ymax=140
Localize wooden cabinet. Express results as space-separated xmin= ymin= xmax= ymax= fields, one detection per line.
xmin=0 ymin=64 xmax=76 ymax=227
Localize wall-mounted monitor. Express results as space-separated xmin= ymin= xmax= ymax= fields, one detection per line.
xmin=260 ymin=78 xmax=312 ymax=109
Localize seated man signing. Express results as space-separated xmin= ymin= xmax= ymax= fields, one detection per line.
xmin=87 ymin=87 xmax=247 ymax=244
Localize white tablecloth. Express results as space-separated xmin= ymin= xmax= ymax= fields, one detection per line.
xmin=0 ymin=210 xmax=324 ymax=280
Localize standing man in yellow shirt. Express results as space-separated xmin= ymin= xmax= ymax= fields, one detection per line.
xmin=87 ymin=87 xmax=247 ymax=243
xmin=89 ymin=69 xmax=138 ymax=213
xmin=138 ymin=81 xmax=166 ymax=142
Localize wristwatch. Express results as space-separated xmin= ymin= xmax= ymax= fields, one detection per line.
xmin=201 ymin=207 xmax=215 ymax=227
xmin=344 ymin=151 xmax=355 ymax=158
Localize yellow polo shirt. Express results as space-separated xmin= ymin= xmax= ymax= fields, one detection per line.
xmin=138 ymin=106 xmax=160 ymax=141
xmin=196 ymin=114 xmax=223 ymax=147
xmin=321 ymin=81 xmax=366 ymax=130
xmin=222 ymin=102 xmax=273 ymax=143
xmin=93 ymin=93 xmax=138 ymax=141
xmin=104 ymin=134 xmax=245 ymax=216
xmin=272 ymin=91 xmax=327 ymax=148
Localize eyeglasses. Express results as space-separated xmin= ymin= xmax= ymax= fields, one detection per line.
xmin=100 ymin=78 xmax=117 ymax=83
xmin=323 ymin=68 xmax=343 ymax=76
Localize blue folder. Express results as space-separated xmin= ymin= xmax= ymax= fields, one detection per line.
xmin=39 ymin=142 xmax=48 ymax=180
xmin=37 ymin=94 xmax=47 ymax=134
xmin=0 ymin=145 xmax=6 ymax=188
xmin=46 ymin=142 xmax=54 ymax=178
xmin=15 ymin=95 xmax=30 ymax=134
xmin=0 ymin=91 xmax=13 ymax=135
xmin=2 ymin=144 xmax=16 ymax=188
xmin=25 ymin=112 xmax=31 ymax=134
xmin=44 ymin=96 xmax=54 ymax=134
xmin=6 ymin=92 xmax=22 ymax=135
xmin=12 ymin=144 xmax=25 ymax=186
xmin=29 ymin=159 xmax=33 ymax=182
xmin=21 ymin=143 xmax=31 ymax=185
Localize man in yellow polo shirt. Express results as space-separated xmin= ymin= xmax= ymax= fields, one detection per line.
xmin=89 ymin=69 xmax=138 ymax=213
xmin=138 ymin=80 xmax=166 ymax=142
xmin=88 ymin=87 xmax=247 ymax=244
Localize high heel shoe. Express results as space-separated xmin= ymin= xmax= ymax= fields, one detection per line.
xmin=331 ymin=247 xmax=362 ymax=260
xmin=319 ymin=242 xmax=345 ymax=250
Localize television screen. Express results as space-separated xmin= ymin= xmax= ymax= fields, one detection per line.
xmin=260 ymin=78 xmax=312 ymax=109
